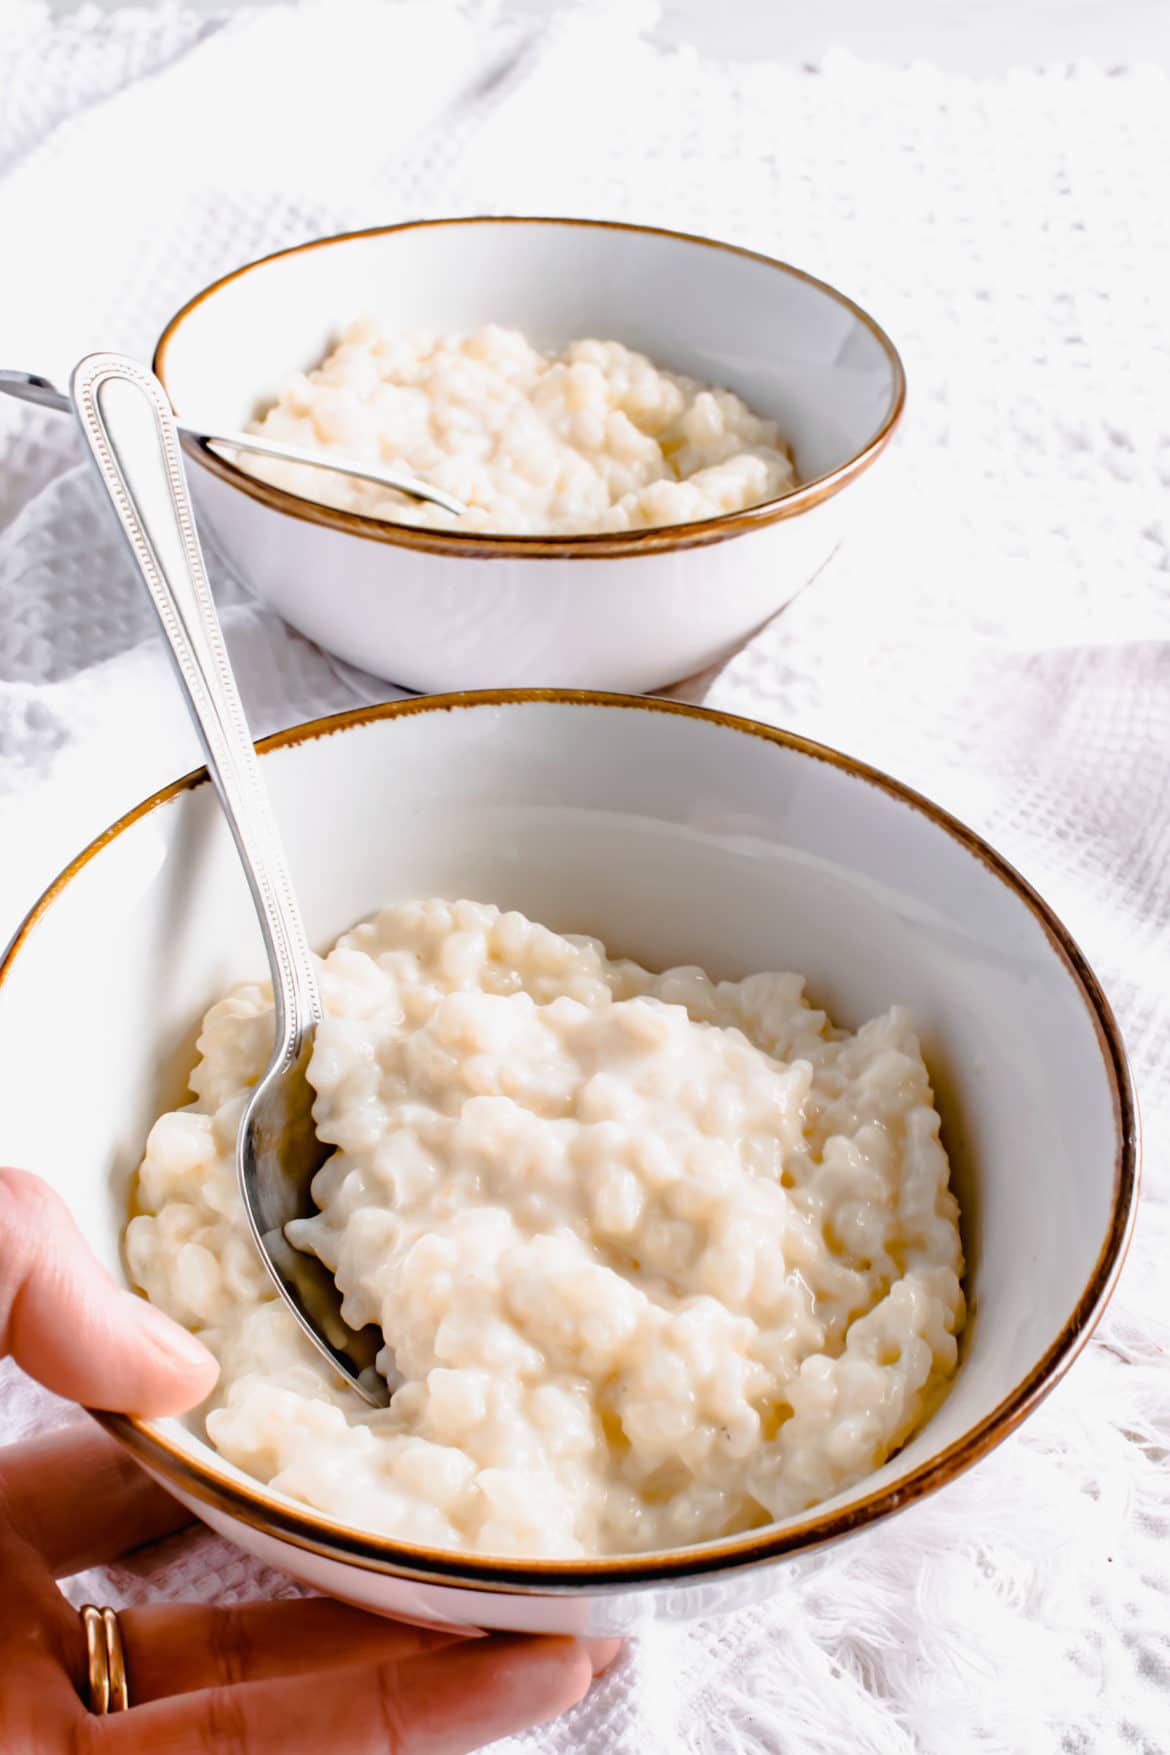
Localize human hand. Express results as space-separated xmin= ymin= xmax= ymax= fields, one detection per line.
xmin=0 ymin=1168 xmax=619 ymax=1749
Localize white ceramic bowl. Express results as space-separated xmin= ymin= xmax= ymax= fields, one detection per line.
xmin=0 ymin=694 xmax=1136 ymax=1634
xmin=154 ymin=218 xmax=904 ymax=694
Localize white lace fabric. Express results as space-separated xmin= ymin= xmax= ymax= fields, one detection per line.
xmin=0 ymin=6 xmax=1168 ymax=1751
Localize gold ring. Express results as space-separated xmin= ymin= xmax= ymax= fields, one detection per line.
xmin=79 ymin=1605 xmax=130 ymax=1713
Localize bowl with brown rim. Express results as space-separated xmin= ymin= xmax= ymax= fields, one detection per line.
xmin=0 ymin=692 xmax=1136 ymax=1633
xmin=154 ymin=218 xmax=904 ymax=693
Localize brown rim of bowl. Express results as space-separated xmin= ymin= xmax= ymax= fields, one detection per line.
xmin=152 ymin=215 xmax=907 ymax=561
xmin=1 ymin=690 xmax=1137 ymax=1593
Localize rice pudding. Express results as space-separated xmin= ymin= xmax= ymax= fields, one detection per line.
xmin=240 ymin=323 xmax=797 ymax=535
xmin=126 ymin=899 xmax=964 ymax=1559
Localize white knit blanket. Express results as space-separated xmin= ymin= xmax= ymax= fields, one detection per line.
xmin=1 ymin=5 xmax=1168 ymax=1750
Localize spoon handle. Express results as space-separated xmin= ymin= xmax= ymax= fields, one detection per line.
xmin=0 ymin=366 xmax=465 ymax=514
xmin=69 ymin=352 xmax=320 ymax=1062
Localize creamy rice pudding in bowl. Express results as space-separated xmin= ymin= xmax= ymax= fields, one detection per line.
xmin=0 ymin=694 xmax=1136 ymax=1634
xmin=153 ymin=218 xmax=905 ymax=692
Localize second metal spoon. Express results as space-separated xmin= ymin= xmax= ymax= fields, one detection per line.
xmin=70 ymin=350 xmax=391 ymax=1408
xmin=1 ymin=366 xmax=466 ymax=518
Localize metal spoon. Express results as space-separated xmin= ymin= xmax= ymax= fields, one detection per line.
xmin=71 ymin=351 xmax=391 ymax=1408
xmin=1 ymin=366 xmax=466 ymax=518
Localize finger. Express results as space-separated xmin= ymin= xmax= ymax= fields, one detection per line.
xmin=117 ymin=1599 xmax=468 ymax=1702
xmin=0 ymin=1167 xmax=218 ymax=1415
xmin=0 ymin=1488 xmax=93 ymax=1705
xmin=102 ymin=1633 xmax=601 ymax=1753
xmin=0 ymin=1422 xmax=191 ymax=1577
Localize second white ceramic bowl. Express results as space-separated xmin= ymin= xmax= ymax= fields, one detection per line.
xmin=154 ymin=218 xmax=904 ymax=693
xmin=0 ymin=694 xmax=1135 ymax=1634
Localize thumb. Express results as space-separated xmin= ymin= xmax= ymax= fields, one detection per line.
xmin=0 ymin=1167 xmax=218 ymax=1416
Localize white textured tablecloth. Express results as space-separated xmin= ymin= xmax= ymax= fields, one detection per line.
xmin=2 ymin=5 xmax=1169 ymax=1750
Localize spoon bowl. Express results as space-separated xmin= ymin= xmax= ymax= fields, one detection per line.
xmin=240 ymin=1037 xmax=390 ymax=1401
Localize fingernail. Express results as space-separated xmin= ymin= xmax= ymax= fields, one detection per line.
xmin=128 ymin=1295 xmax=219 ymax=1375
xmin=585 ymin=1637 xmax=623 ymax=1675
